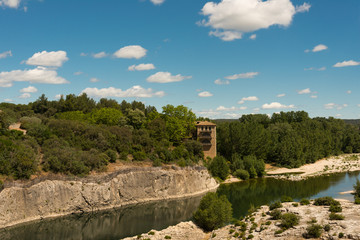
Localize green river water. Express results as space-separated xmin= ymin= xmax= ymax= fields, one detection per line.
xmin=1 ymin=171 xmax=359 ymax=240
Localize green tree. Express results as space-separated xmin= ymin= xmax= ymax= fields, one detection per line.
xmin=208 ymin=156 xmax=229 ymax=180
xmin=193 ymin=192 xmax=232 ymax=231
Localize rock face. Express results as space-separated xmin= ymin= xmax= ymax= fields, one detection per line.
xmin=0 ymin=166 xmax=218 ymax=229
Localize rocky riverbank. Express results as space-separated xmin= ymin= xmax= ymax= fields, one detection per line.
xmin=267 ymin=154 xmax=360 ymax=181
xmin=0 ymin=166 xmax=218 ymax=229
xmin=127 ymin=199 xmax=360 ymax=240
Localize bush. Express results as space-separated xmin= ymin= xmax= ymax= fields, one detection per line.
xmin=355 ymin=197 xmax=360 ymax=204
xmin=354 ymin=179 xmax=360 ymax=199
xmin=305 ymin=224 xmax=322 ymax=238
xmin=193 ymin=192 xmax=232 ymax=231
xmin=208 ymin=156 xmax=229 ymax=181
xmin=270 ymin=209 xmax=282 ymax=220
xmin=339 ymin=232 xmax=344 ymax=238
xmin=269 ymin=201 xmax=282 ymax=210
xmin=233 ymin=169 xmax=250 ymax=180
xmin=132 ymin=151 xmax=147 ymax=161
xmin=281 ymin=195 xmax=293 ymax=202
xmin=324 ymin=224 xmax=331 ymax=232
xmin=329 ymin=213 xmax=344 ymax=220
xmin=281 ymin=213 xmax=299 ymax=230
xmin=314 ymin=196 xmax=340 ymax=206
xmin=300 ymin=198 xmax=310 ymax=205
xmin=329 ymin=204 xmax=342 ymax=213
xmin=105 ymin=149 xmax=117 ymax=163
xmin=292 ymin=203 xmax=299 ymax=207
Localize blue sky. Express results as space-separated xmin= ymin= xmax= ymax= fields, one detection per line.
xmin=0 ymin=0 xmax=359 ymax=119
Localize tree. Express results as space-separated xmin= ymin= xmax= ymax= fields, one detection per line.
xmin=208 ymin=156 xmax=229 ymax=180
xmin=193 ymin=192 xmax=232 ymax=231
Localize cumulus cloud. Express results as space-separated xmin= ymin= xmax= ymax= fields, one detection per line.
xmin=297 ymin=88 xmax=311 ymax=94
xmin=262 ymin=102 xmax=295 ymax=109
xmin=90 ymin=77 xmax=100 ymax=83
xmin=113 ymin=45 xmax=147 ymax=59
xmin=81 ymin=86 xmax=165 ymax=98
xmin=198 ymin=91 xmax=213 ymax=97
xmin=333 ymin=60 xmax=360 ymax=68
xmin=19 ymin=93 xmax=31 ymax=99
xmin=277 ymin=93 xmax=286 ymax=98
xmin=147 ymin=72 xmax=191 ymax=83
xmin=20 ymin=86 xmax=37 ymax=93
xmin=225 ymin=72 xmax=259 ymax=80
xmin=92 ymin=52 xmax=108 ymax=59
xmin=200 ymin=0 xmax=310 ymax=41
xmin=305 ymin=44 xmax=328 ymax=53
xmin=214 ymin=79 xmax=230 ymax=85
xmin=150 ymin=0 xmax=165 ymax=5
xmin=128 ymin=63 xmax=155 ymax=71
xmin=55 ymin=94 xmax=62 ymax=99
xmin=26 ymin=51 xmax=69 ymax=67
xmin=0 ymin=50 xmax=12 ymax=59
xmin=238 ymin=96 xmax=259 ymax=104
xmin=0 ymin=0 xmax=21 ymax=8
xmin=0 ymin=66 xmax=69 ymax=87
xmin=324 ymin=103 xmax=348 ymax=110
xmin=216 ymin=106 xmax=237 ymax=111
xmin=209 ymin=30 xmax=242 ymax=41
xmin=249 ymin=34 xmax=256 ymax=40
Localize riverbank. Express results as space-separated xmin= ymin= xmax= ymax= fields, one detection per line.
xmin=127 ymin=199 xmax=360 ymax=240
xmin=267 ymin=153 xmax=360 ymax=180
xmin=0 ymin=166 xmax=218 ymax=229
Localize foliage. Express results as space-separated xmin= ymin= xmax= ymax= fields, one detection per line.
xmin=269 ymin=201 xmax=282 ymax=210
xmin=281 ymin=195 xmax=293 ymax=202
xmin=354 ymin=179 xmax=360 ymax=200
xmin=329 ymin=213 xmax=344 ymax=220
xmin=324 ymin=224 xmax=331 ymax=232
xmin=313 ymin=196 xmax=340 ymax=206
xmin=300 ymin=198 xmax=310 ymax=205
xmin=280 ymin=213 xmax=299 ymax=230
xmin=193 ymin=192 xmax=232 ymax=231
xmin=208 ymin=156 xmax=229 ymax=180
xmin=270 ymin=209 xmax=282 ymax=220
xmin=329 ymin=204 xmax=342 ymax=213
xmin=305 ymin=224 xmax=323 ymax=238
xmin=234 ymin=169 xmax=250 ymax=180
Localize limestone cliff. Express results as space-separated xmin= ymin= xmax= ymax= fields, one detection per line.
xmin=0 ymin=166 xmax=218 ymax=228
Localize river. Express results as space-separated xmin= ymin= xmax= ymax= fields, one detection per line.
xmin=1 ymin=171 xmax=359 ymax=240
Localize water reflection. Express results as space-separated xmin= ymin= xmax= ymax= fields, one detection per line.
xmin=0 ymin=195 xmax=203 ymax=240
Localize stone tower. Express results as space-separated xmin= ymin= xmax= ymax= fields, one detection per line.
xmin=196 ymin=121 xmax=216 ymax=159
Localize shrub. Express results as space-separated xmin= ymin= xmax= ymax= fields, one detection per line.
xmin=314 ymin=196 xmax=340 ymax=206
xmin=354 ymin=179 xmax=360 ymax=199
xmin=269 ymin=201 xmax=282 ymax=210
xmin=148 ymin=231 xmax=155 ymax=235
xmin=300 ymin=198 xmax=310 ymax=205
xmin=329 ymin=213 xmax=344 ymax=220
xmin=233 ymin=169 xmax=250 ymax=180
xmin=281 ymin=196 xmax=293 ymax=202
xmin=324 ymin=224 xmax=331 ymax=232
xmin=329 ymin=204 xmax=342 ymax=213
xmin=292 ymin=203 xmax=299 ymax=207
xmin=132 ymin=151 xmax=147 ymax=161
xmin=164 ymin=236 xmax=171 ymax=239
xmin=355 ymin=197 xmax=360 ymax=204
xmin=270 ymin=209 xmax=282 ymax=220
xmin=281 ymin=213 xmax=299 ymax=230
xmin=305 ymin=224 xmax=322 ymax=238
xmin=208 ymin=156 xmax=229 ymax=181
xmin=152 ymin=158 xmax=162 ymax=167
xmin=339 ymin=232 xmax=344 ymax=238
xmin=193 ymin=192 xmax=232 ymax=231
xmin=105 ymin=149 xmax=117 ymax=163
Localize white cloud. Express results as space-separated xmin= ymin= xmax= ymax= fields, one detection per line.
xmin=80 ymin=53 xmax=87 ymax=57
xmin=26 ymin=51 xmax=69 ymax=67
xmin=4 ymin=98 xmax=13 ymax=102
xmin=74 ymin=71 xmax=83 ymax=75
xmin=0 ymin=0 xmax=21 ymax=8
xmin=19 ymin=93 xmax=30 ymax=99
xmin=277 ymin=93 xmax=286 ymax=98
xmin=55 ymin=94 xmax=62 ymax=99
xmin=358 ymin=104 xmax=360 ymax=107
xmin=20 ymin=86 xmax=37 ymax=93
xmin=347 ymin=90 xmax=351 ymax=94
xmin=214 ymin=79 xmax=230 ymax=85
xmin=209 ymin=30 xmax=242 ymax=41
xmin=224 ymin=113 xmax=242 ymax=118
xmin=0 ymin=50 xmax=12 ymax=59
xmin=0 ymin=66 xmax=69 ymax=87
xmin=239 ymin=106 xmax=247 ymax=110
xmin=147 ymin=71 xmax=191 ymax=83
xmin=113 ymin=45 xmax=147 ymax=59
xmin=92 ymin=52 xmax=108 ymax=59
xmin=304 ymin=66 xmax=326 ymax=71
xmin=216 ymin=106 xmax=237 ymax=111
xmin=198 ymin=91 xmax=213 ymax=97
xmin=196 ymin=109 xmax=220 ymax=118
xmin=297 ymin=88 xmax=311 ymax=94
xmin=249 ymin=34 xmax=256 ymax=40
xmin=128 ymin=63 xmax=155 ymax=71
xmin=310 ymin=95 xmax=318 ymax=99
xmin=312 ymin=44 xmax=328 ymax=52
xmin=200 ymin=0 xmax=310 ymax=41
xmin=90 ymin=77 xmax=100 ymax=83
xmin=333 ymin=60 xmax=360 ymax=68
xmin=150 ymin=0 xmax=165 ymax=5
xmin=238 ymin=96 xmax=258 ymax=104
xmin=81 ymin=86 xmax=165 ymax=98
xmin=295 ymin=2 xmax=311 ymax=13
xmin=262 ymin=102 xmax=295 ymax=109
xmin=324 ymin=103 xmax=348 ymax=110
xmin=225 ymin=72 xmax=259 ymax=80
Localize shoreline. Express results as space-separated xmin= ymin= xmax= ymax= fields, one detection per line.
xmin=266 ymin=153 xmax=360 ymax=181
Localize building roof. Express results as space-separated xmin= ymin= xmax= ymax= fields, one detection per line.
xmin=196 ymin=121 xmax=216 ymax=126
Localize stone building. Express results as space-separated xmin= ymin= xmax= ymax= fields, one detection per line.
xmin=196 ymin=121 xmax=216 ymax=159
